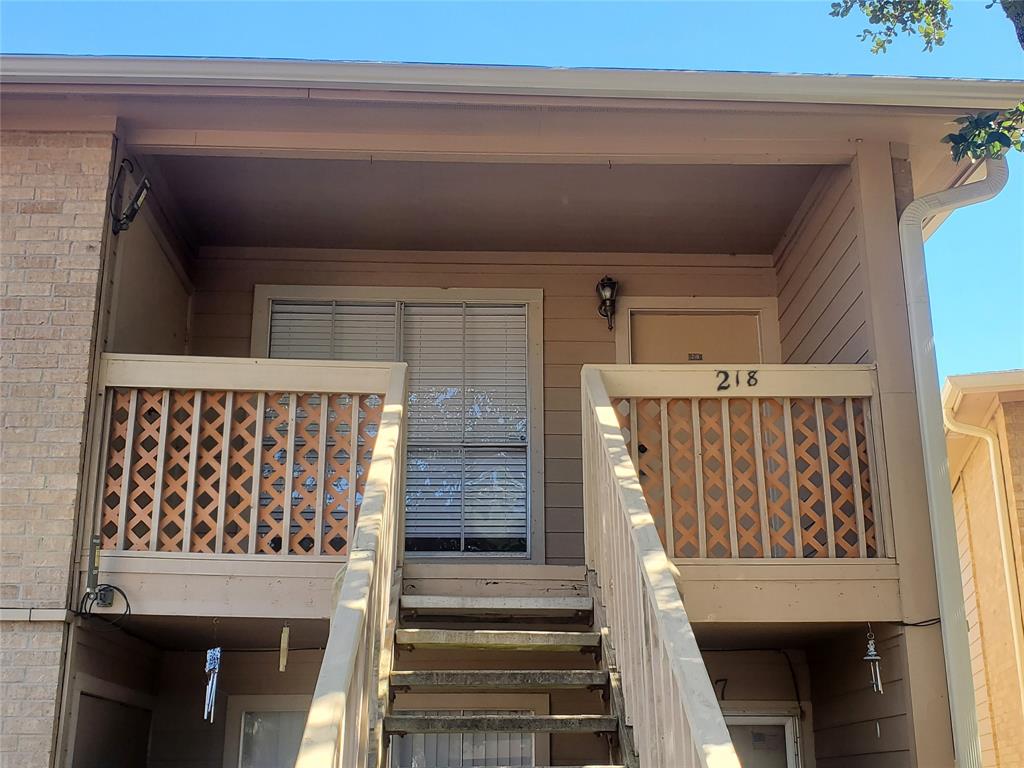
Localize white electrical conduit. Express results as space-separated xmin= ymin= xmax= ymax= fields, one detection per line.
xmin=898 ymin=154 xmax=1009 ymax=768
xmin=943 ymin=391 xmax=1024 ymax=722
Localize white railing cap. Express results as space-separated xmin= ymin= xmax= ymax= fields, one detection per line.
xmin=98 ymin=353 xmax=406 ymax=394
xmin=584 ymin=363 xmax=877 ymax=399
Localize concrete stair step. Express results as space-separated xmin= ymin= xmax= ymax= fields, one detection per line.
xmin=395 ymin=628 xmax=600 ymax=652
xmin=384 ymin=714 xmax=618 ymax=734
xmin=400 ymin=595 xmax=593 ymax=618
xmin=390 ymin=669 xmax=608 ymax=691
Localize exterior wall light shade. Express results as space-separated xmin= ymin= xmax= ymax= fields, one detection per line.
xmin=596 ymin=275 xmax=618 ymax=330
xmin=112 ymin=176 xmax=151 ymax=235
xmin=110 ymin=158 xmax=151 ymax=235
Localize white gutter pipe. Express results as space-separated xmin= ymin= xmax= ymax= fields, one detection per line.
xmin=898 ymin=154 xmax=1009 ymax=768
xmin=943 ymin=388 xmax=1024 ymax=721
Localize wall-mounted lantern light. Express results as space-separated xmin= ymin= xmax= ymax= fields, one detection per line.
xmin=596 ymin=275 xmax=619 ymax=331
xmin=110 ymin=158 xmax=151 ymax=235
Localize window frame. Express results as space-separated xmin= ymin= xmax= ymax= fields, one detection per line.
xmin=722 ymin=711 xmax=802 ymax=768
xmin=223 ymin=693 xmax=312 ymax=768
xmin=251 ymin=285 xmax=545 ymax=563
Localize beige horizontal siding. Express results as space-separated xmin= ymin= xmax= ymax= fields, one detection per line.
xmin=809 ymin=624 xmax=911 ymax=767
xmin=775 ymin=166 xmax=872 ymax=365
xmin=188 ymin=247 xmax=776 ymax=564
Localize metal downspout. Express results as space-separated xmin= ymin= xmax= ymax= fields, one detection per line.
xmin=897 ymin=155 xmax=1009 ymax=768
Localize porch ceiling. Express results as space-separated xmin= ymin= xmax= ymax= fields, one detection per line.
xmin=150 ymin=154 xmax=820 ymax=254
xmin=104 ymin=615 xmax=330 ymax=651
xmin=693 ymin=622 xmax=867 ymax=650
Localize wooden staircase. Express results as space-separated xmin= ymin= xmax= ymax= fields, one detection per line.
xmin=382 ymin=589 xmax=637 ymax=768
xmin=298 ymin=365 xmax=740 ymax=767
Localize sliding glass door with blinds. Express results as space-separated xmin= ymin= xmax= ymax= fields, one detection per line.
xmin=269 ymin=299 xmax=531 ymax=556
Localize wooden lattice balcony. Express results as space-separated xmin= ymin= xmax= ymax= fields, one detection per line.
xmin=87 ymin=355 xmax=407 ymax=559
xmin=597 ymin=364 xmax=891 ymax=561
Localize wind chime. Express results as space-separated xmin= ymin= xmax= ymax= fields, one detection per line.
xmin=204 ymin=646 xmax=221 ymax=722
xmin=863 ymin=624 xmax=883 ymax=694
xmin=203 ymin=616 xmax=222 ymax=722
xmin=203 ymin=646 xmax=221 ymax=722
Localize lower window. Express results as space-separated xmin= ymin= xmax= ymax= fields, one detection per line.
xmin=225 ymin=695 xmax=311 ymax=768
xmin=725 ymin=714 xmax=801 ymax=768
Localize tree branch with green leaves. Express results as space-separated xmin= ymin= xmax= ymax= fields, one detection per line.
xmin=830 ymin=1 xmax=1023 ymax=161
xmin=943 ymin=103 xmax=1024 ymax=161
xmin=830 ymin=0 xmax=1024 ymax=52
xmin=829 ymin=0 xmax=954 ymax=52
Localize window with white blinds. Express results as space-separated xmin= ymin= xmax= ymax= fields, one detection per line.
xmin=268 ymin=299 xmax=530 ymax=555
xmin=269 ymin=301 xmax=397 ymax=362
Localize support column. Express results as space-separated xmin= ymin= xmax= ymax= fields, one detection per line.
xmin=853 ymin=141 xmax=956 ymax=767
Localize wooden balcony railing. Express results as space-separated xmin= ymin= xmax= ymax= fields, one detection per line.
xmin=298 ymin=359 xmax=406 ymax=768
xmin=583 ymin=367 xmax=740 ymax=768
xmin=87 ymin=354 xmax=407 ymax=559
xmin=594 ymin=364 xmax=889 ymax=560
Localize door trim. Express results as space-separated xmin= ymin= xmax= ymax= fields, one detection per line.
xmin=251 ymin=285 xmax=546 ymax=563
xmin=62 ymin=673 xmax=156 ymax=768
xmin=614 ymin=296 xmax=781 ymax=365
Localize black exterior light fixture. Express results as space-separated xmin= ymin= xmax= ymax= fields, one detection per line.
xmin=596 ymin=275 xmax=619 ymax=331
xmin=110 ymin=158 xmax=152 ymax=235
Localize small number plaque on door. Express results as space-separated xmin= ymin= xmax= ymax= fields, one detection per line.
xmin=715 ymin=369 xmax=759 ymax=391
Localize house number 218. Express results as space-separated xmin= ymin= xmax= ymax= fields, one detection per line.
xmin=715 ymin=369 xmax=759 ymax=391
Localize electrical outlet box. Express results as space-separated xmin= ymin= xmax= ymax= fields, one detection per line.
xmin=94 ymin=585 xmax=114 ymax=608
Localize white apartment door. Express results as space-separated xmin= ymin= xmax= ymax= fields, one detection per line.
xmin=627 ymin=310 xmax=764 ymax=364
xmin=268 ymin=299 xmax=531 ymax=556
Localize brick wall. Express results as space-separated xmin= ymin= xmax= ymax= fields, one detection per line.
xmin=997 ymin=400 xmax=1024 ymax=766
xmin=952 ymin=470 xmax=997 ymax=765
xmin=1 ymin=131 xmax=114 ymax=768
xmin=951 ymin=403 xmax=1024 ymax=768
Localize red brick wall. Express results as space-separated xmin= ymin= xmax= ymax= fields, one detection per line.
xmin=1 ymin=130 xmax=114 ymax=768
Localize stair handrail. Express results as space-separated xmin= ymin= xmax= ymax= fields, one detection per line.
xmin=582 ymin=366 xmax=740 ymax=768
xmin=296 ymin=363 xmax=408 ymax=768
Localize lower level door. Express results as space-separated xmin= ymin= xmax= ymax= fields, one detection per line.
xmin=391 ymin=710 xmax=535 ymax=767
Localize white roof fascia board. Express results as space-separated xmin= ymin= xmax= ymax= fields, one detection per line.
xmin=1 ymin=55 xmax=1021 ymax=110
xmin=944 ymin=370 xmax=1024 ymax=414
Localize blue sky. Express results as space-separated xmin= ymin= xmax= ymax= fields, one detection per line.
xmin=2 ymin=1 xmax=1021 ymax=380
